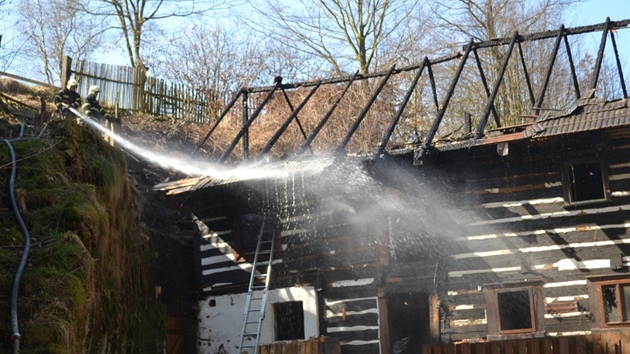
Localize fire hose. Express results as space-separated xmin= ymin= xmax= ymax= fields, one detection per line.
xmin=2 ymin=135 xmax=31 ymax=354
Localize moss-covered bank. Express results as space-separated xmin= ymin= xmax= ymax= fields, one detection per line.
xmin=0 ymin=120 xmax=165 ymax=353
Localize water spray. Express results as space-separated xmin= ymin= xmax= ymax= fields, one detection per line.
xmin=67 ymin=107 xmax=334 ymax=186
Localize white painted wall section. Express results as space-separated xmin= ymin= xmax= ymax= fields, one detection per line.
xmin=197 ymin=286 xmax=318 ymax=354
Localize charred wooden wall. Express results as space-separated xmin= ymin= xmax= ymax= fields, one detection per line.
xmin=173 ymin=121 xmax=630 ymax=352
xmin=176 ymin=169 xmax=385 ymax=354
xmin=434 ymin=127 xmax=630 ymax=342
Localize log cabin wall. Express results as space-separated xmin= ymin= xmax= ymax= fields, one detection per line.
xmin=177 ymin=169 xmax=388 ymax=353
xmin=434 ymin=125 xmax=630 ymax=343
xmin=164 ymin=98 xmax=630 ymax=353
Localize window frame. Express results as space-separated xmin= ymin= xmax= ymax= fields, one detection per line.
xmin=561 ymin=160 xmax=611 ymax=208
xmin=588 ymin=275 xmax=630 ymax=328
xmin=484 ymin=281 xmax=545 ymax=340
xmin=273 ymin=300 xmax=305 ymax=341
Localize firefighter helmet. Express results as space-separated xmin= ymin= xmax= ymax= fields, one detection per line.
xmin=89 ymin=85 xmax=100 ymax=94
xmin=66 ymin=79 xmax=78 ymax=89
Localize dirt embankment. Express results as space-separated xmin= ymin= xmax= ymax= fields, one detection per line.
xmin=0 ymin=78 xmax=199 ymax=352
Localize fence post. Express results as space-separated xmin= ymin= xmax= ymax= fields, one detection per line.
xmin=61 ymin=56 xmax=72 ymax=87
xmin=242 ymin=91 xmax=249 ymax=160
xmin=133 ymin=65 xmax=147 ymax=113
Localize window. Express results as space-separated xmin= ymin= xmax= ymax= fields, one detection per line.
xmin=588 ymin=276 xmax=630 ymax=328
xmin=562 ymin=161 xmax=610 ymax=206
xmin=274 ymin=301 xmax=305 ymax=341
xmin=497 ymin=290 xmax=533 ymax=331
xmin=484 ymin=281 xmax=545 ymax=339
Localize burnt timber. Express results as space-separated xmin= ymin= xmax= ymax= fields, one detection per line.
xmin=154 ymin=19 xmax=630 ymax=354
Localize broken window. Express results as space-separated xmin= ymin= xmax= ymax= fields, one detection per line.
xmin=563 ymin=162 xmax=609 ymax=205
xmin=497 ymin=290 xmax=533 ymax=331
xmin=484 ymin=281 xmax=544 ymax=338
xmin=274 ymin=301 xmax=305 ymax=341
xmin=589 ymin=277 xmax=630 ymax=327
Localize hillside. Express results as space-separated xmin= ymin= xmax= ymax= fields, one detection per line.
xmin=0 ymin=79 xmax=199 ymax=352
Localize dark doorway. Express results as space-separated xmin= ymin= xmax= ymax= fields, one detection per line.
xmin=387 ymin=291 xmax=430 ymax=354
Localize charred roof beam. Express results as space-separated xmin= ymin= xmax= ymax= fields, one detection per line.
xmin=609 ymin=22 xmax=628 ymax=98
xmin=534 ymin=25 xmax=565 ymax=117
xmin=563 ymin=33 xmax=581 ymax=101
xmin=219 ymin=78 xmax=283 ymax=163
xmin=280 ymin=86 xmax=310 ymax=141
xmin=257 ymin=82 xmax=321 ymax=160
xmin=295 ymin=71 xmax=359 ymax=156
xmin=475 ymin=31 xmax=520 ymax=139
xmin=377 ymin=58 xmax=429 ymax=155
xmin=192 ymin=88 xmax=244 ymax=158
xmin=517 ymin=41 xmax=536 ymax=107
xmin=590 ymin=18 xmax=610 ymax=92
xmin=427 ymin=59 xmax=440 ymax=111
xmin=336 ymin=65 xmax=397 ymax=154
xmin=473 ymin=49 xmax=500 ymax=128
xmin=415 ymin=38 xmax=475 ymax=164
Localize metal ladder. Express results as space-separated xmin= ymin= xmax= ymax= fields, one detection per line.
xmin=238 ymin=217 xmax=276 ymax=354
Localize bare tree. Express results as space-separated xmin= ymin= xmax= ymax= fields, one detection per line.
xmin=16 ymin=0 xmax=107 ymax=85
xmin=250 ymin=0 xmax=421 ymax=75
xmin=427 ymin=0 xmax=579 ymax=129
xmin=81 ymin=0 xmax=243 ymax=70
xmin=0 ymin=1 xmax=22 ymax=75
xmin=150 ymin=24 xmax=310 ymax=121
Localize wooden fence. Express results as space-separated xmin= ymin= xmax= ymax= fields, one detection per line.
xmin=66 ymin=56 xmax=216 ymax=123
xmin=258 ymin=336 xmax=341 ymax=354
xmin=422 ymin=332 xmax=630 ymax=354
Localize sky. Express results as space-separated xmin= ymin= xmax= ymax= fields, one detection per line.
xmin=565 ymin=0 xmax=629 ymax=25
xmin=0 ymin=0 xmax=629 ymax=82
xmin=563 ymin=0 xmax=630 ymax=50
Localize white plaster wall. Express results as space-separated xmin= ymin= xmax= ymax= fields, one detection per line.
xmin=197 ymin=286 xmax=319 ymax=354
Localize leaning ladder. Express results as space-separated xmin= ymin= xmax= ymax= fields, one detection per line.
xmin=238 ymin=217 xmax=276 ymax=354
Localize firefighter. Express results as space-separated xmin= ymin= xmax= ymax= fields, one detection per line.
xmin=53 ymin=78 xmax=82 ymax=119
xmin=82 ymin=85 xmax=119 ymax=146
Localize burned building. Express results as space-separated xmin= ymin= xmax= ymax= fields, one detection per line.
xmin=155 ymin=19 xmax=630 ymax=354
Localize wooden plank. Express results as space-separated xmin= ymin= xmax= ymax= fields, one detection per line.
xmin=593 ymin=332 xmax=603 ymax=354
xmin=504 ymin=340 xmax=514 ymax=354
xmin=603 ymin=331 xmax=619 ymax=354
xmin=305 ymin=337 xmax=314 ymax=354
xmin=430 ymin=293 xmax=441 ymax=343
xmin=378 ymin=294 xmax=390 ymax=354
xmin=422 ymin=344 xmax=433 ymax=354
xmin=622 ymin=331 xmax=630 ymax=354
xmin=447 ymin=342 xmax=456 ymax=354
xmin=558 ymin=336 xmax=570 ymax=354
xmin=297 ymin=340 xmax=306 ymax=354
xmin=514 ymin=339 xmax=527 ymax=354
xmin=472 ymin=342 xmax=487 ymax=354
xmin=460 ymin=343 xmax=471 ymax=354
xmin=529 ymin=338 xmax=541 ymax=354
xmin=260 ymin=345 xmax=269 ymax=354
xmin=490 ymin=342 xmax=501 ymax=354
xmin=542 ymin=337 xmax=554 ymax=354
xmin=575 ymin=336 xmax=587 ymax=354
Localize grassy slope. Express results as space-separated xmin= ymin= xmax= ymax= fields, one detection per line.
xmin=0 ymin=116 xmax=165 ymax=352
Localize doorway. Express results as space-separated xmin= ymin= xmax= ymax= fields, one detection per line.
xmin=387 ymin=291 xmax=430 ymax=354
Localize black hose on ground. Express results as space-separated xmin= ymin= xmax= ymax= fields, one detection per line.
xmin=2 ymin=138 xmax=31 ymax=354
